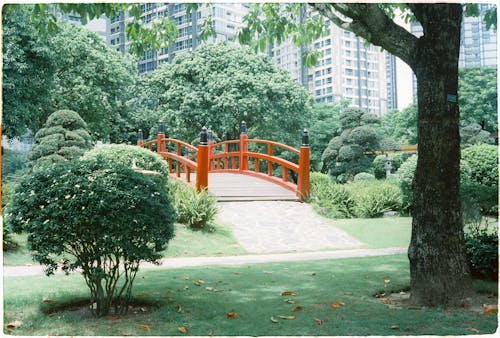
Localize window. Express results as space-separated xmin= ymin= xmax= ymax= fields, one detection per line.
xmin=315 ymin=90 xmax=321 ymax=96
xmin=325 ymin=38 xmax=331 ymax=46
xmin=325 ymin=48 xmax=331 ymax=55
xmin=315 ymin=80 xmax=321 ymax=87
xmin=326 ymin=77 xmax=332 ymax=84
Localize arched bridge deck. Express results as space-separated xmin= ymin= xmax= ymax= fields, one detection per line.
xmin=137 ymin=121 xmax=310 ymax=201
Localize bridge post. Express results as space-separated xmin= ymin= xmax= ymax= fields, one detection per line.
xmin=208 ymin=129 xmax=214 ymax=171
xmin=239 ymin=121 xmax=248 ymax=171
xmin=137 ymin=129 xmax=144 ymax=147
xmin=297 ymin=129 xmax=310 ymax=201
xmin=196 ymin=127 xmax=209 ymax=191
xmin=157 ymin=120 xmax=166 ymax=153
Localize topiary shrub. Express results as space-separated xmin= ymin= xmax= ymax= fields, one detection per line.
xmin=28 ymin=110 xmax=92 ymax=168
xmin=396 ymin=154 xmax=417 ymax=213
xmin=372 ymin=154 xmax=403 ymax=179
xmin=353 ymin=172 xmax=375 ymax=182
xmin=5 ymin=159 xmax=176 ymax=317
xmin=82 ymin=144 xmax=169 ymax=186
xmin=464 ymin=223 xmax=498 ymax=281
xmin=461 ymin=144 xmax=498 ymax=214
xmin=310 ymin=172 xmax=356 ymax=218
xmin=169 ymin=180 xmax=218 ymax=230
xmin=348 ymin=181 xmax=403 ymax=218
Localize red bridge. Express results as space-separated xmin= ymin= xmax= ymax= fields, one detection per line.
xmin=137 ymin=121 xmax=310 ymax=201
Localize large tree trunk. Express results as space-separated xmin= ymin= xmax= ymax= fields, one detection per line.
xmin=408 ymin=4 xmax=473 ymax=306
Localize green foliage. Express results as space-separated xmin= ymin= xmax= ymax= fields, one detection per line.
xmin=145 ymin=42 xmax=312 ymax=146
xmin=380 ymin=105 xmax=418 ymax=145
xmin=2 ymin=6 xmax=137 ymax=141
xmin=81 ymin=144 xmax=169 ymax=187
xmin=5 ymin=159 xmax=175 ymax=317
xmin=348 ymin=181 xmax=403 ymax=218
xmin=321 ymin=106 xmax=396 ymax=182
xmin=1 ymin=148 xmax=28 ymax=178
xmin=460 ymin=123 xmax=495 ymax=147
xmin=28 ymin=110 xmax=92 ymax=168
xmin=2 ymin=181 xmax=19 ymax=252
xmin=461 ymin=144 xmax=498 ymax=187
xmin=353 ymin=172 xmax=375 ymax=182
xmin=310 ymin=172 xmax=356 ymax=218
xmin=459 ymin=67 xmax=497 ymax=132
xmin=464 ymin=222 xmax=498 ymax=281
xmin=372 ymin=154 xmax=403 ymax=179
xmin=169 ymin=180 xmax=218 ymax=230
xmin=395 ymin=154 xmax=418 ymax=213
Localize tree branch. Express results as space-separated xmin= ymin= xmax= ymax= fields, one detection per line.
xmin=310 ymin=3 xmax=419 ymax=67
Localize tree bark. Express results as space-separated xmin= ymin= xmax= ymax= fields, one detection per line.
xmin=408 ymin=4 xmax=473 ymax=306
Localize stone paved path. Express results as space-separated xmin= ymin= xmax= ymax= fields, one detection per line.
xmin=216 ymin=201 xmax=363 ymax=253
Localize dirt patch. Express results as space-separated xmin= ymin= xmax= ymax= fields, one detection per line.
xmin=380 ymin=291 xmax=498 ymax=314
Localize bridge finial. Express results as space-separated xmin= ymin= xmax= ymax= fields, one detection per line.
xmin=158 ymin=120 xmax=165 ymax=135
xmin=302 ymin=128 xmax=309 ymax=146
xmin=240 ymin=121 xmax=247 ymax=134
xmin=200 ymin=126 xmax=208 ymax=145
xmin=137 ymin=129 xmax=143 ymax=141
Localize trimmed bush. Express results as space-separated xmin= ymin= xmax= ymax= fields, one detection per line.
xmin=5 ymin=159 xmax=176 ymax=317
xmin=169 ymin=180 xmax=218 ymax=230
xmin=310 ymin=172 xmax=356 ymax=218
xmin=348 ymin=181 xmax=403 ymax=218
xmin=28 ymin=110 xmax=92 ymax=168
xmin=396 ymin=154 xmax=417 ymax=213
xmin=353 ymin=172 xmax=375 ymax=181
xmin=465 ymin=224 xmax=498 ymax=281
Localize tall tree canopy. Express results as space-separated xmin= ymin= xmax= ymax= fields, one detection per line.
xmin=145 ymin=42 xmax=312 ymax=146
xmin=2 ymin=5 xmax=137 ymax=141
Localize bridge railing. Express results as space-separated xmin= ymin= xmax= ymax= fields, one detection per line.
xmin=137 ymin=121 xmax=310 ymax=201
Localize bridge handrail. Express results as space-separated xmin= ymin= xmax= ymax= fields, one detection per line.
xmin=244 ymin=151 xmax=299 ymax=172
xmin=246 ymin=139 xmax=300 ymax=155
xmin=159 ymin=152 xmax=198 ymax=171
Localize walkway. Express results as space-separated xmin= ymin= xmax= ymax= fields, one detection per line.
xmin=208 ymin=173 xmax=298 ymax=201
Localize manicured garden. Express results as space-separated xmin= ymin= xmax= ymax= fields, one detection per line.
xmin=4 ymin=255 xmax=497 ymax=336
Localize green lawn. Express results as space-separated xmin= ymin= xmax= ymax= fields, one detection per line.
xmin=4 ymin=255 xmax=497 ymax=336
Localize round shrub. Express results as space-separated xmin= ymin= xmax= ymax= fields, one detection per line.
xmin=396 ymin=154 xmax=418 ymax=213
xmin=82 ymin=144 xmax=169 ymax=186
xmin=28 ymin=110 xmax=92 ymax=168
xmin=5 ymin=159 xmax=176 ymax=317
xmin=372 ymin=154 xmax=403 ymax=179
xmin=353 ymin=172 xmax=375 ymax=181
xmin=465 ymin=228 xmax=498 ymax=281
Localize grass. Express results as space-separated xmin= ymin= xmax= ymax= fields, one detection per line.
xmin=3 ymin=222 xmax=246 ymax=266
xmin=4 ymin=254 xmax=497 ymax=336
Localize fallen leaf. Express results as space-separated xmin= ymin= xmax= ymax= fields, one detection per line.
xmin=193 ymin=279 xmax=204 ymax=286
xmin=292 ymin=305 xmax=304 ymax=311
xmin=284 ymin=299 xmax=296 ymax=304
xmin=384 ymin=279 xmax=391 ymax=284
xmin=331 ymin=302 xmax=344 ymax=308
xmin=216 ymin=280 xmax=224 ymax=284
xmin=314 ymin=318 xmax=323 ymax=325
xmin=184 ymin=286 xmax=189 ymax=290
xmin=6 ymin=320 xmax=23 ymax=330
xmin=226 ymin=312 xmax=238 ymax=319
xmin=136 ymin=293 xmax=148 ymax=297
xmin=42 ymin=297 xmax=53 ymax=303
xmin=281 ymin=290 xmax=297 ymax=296
xmin=140 ymin=307 xmax=147 ymax=312
xmin=311 ymin=272 xmax=316 ymax=276
xmin=137 ymin=324 xmax=150 ymax=332
xmin=390 ymin=325 xmax=399 ymax=330
xmin=205 ymin=287 xmax=215 ymax=291
xmin=278 ymin=315 xmax=296 ymax=320
xmin=106 ymin=315 xmax=120 ymax=320
xmin=208 ymin=331 xmax=214 ymax=336
xmin=270 ymin=316 xmax=279 ymax=323
xmin=467 ymin=327 xmax=480 ymax=333
xmin=175 ymin=304 xmax=182 ymax=313
xmin=183 ymin=276 xmax=190 ymax=280
xmin=483 ymin=304 xmax=498 ymax=314
xmin=178 ymin=326 xmax=188 ymax=334
xmin=381 ymin=298 xmax=391 ymax=305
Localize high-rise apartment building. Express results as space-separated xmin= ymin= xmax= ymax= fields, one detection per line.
xmin=411 ymin=4 xmax=497 ymax=102
xmin=108 ymin=3 xmax=249 ymax=73
xmin=270 ymin=18 xmax=390 ymax=116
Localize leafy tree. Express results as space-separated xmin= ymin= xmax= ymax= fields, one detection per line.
xmin=5 ymin=158 xmax=176 ymax=317
xmin=235 ymin=3 xmax=497 ymax=306
xmin=460 ymin=123 xmax=495 ymax=148
xmin=145 ymin=42 xmax=312 ymax=146
xmin=2 ymin=6 xmax=137 ymax=141
xmin=28 ymin=110 xmax=92 ymax=168
xmin=308 ymin=101 xmax=346 ymax=171
xmin=459 ymin=67 xmax=497 ymax=132
xmin=380 ymin=105 xmax=418 ymax=145
xmin=321 ymin=106 xmax=393 ymax=182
